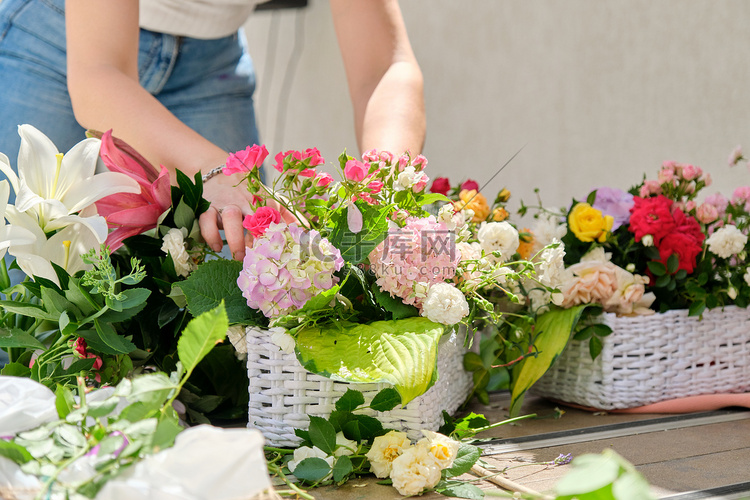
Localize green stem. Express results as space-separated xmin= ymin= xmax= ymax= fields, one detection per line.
xmin=463 ymin=413 xmax=537 ymax=438
xmin=264 ymin=446 xmax=294 ymax=455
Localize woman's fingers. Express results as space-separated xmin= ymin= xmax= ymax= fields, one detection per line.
xmin=220 ymin=204 xmax=246 ymax=261
xmin=199 ymin=206 xmax=224 ymax=252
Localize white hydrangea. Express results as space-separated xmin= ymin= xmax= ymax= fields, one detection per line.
xmin=706 ymin=225 xmax=748 ymax=259
xmin=389 ymin=441 xmax=442 ymax=496
xmin=161 ymin=227 xmax=196 ymax=277
xmin=538 ymin=239 xmax=566 ymax=287
xmin=287 ymin=446 xmax=334 ymax=475
xmin=421 ymin=283 xmax=469 ymax=325
xmin=477 ymin=221 xmax=519 ymax=263
xmin=532 ymin=212 xmax=567 ymax=252
xmin=366 ymin=430 xmax=411 ymax=478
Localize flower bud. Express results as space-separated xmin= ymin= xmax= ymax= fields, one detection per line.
xmin=626 ymin=263 xmax=636 ymax=272
xmin=642 ymin=234 xmax=654 ymax=247
xmin=728 ymin=286 xmax=738 ymax=300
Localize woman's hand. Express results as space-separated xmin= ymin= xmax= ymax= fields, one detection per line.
xmin=199 ymin=171 xmax=254 ymax=261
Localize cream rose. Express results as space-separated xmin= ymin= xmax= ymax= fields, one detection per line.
xmin=421 ymin=283 xmax=469 ymax=325
xmin=161 ymin=227 xmax=195 ymax=277
xmin=706 ymin=224 xmax=748 ymax=259
xmin=366 ymin=430 xmax=411 ymax=478
xmin=477 ymin=221 xmax=519 ymax=263
xmin=419 ymin=430 xmax=460 ymax=469
xmin=389 ymin=442 xmax=442 ymax=496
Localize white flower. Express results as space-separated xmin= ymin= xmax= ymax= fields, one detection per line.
xmin=728 ymin=286 xmax=738 ymax=300
xmin=0 ymin=181 xmax=34 ymax=260
xmin=394 ymin=166 xmax=423 ymax=191
xmin=641 ymin=234 xmax=654 ymax=247
xmin=268 ymin=327 xmax=295 ymax=354
xmin=437 ymin=204 xmax=457 ymax=230
xmin=419 ymin=430 xmax=460 ymax=469
xmin=421 ymin=283 xmax=469 ymax=326
xmin=0 ymin=125 xmax=138 ymax=232
xmin=287 ymin=446 xmax=334 ymax=475
xmin=706 ymin=225 xmax=748 ymax=259
xmin=538 ymin=240 xmax=566 ymax=287
xmin=389 ymin=441 xmax=442 ymax=496
xmin=477 ymin=221 xmax=519 ymax=263
xmin=744 ymin=269 xmax=750 ymax=287
xmin=532 ymin=212 xmax=566 ymax=252
xmin=334 ymin=432 xmax=357 ymax=457
xmin=365 ymin=430 xmax=411 ymax=478
xmin=161 ymin=227 xmax=196 ymax=277
xmin=226 ymin=325 xmax=247 ymax=354
xmin=5 ymin=208 xmax=101 ymax=285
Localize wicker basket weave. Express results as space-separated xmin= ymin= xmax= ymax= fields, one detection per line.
xmin=246 ymin=327 xmax=474 ymax=447
xmin=531 ymin=306 xmax=750 ymax=410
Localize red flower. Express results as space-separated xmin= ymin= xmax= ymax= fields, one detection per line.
xmin=95 ymin=130 xmax=172 ymax=251
xmin=628 ymin=195 xmax=676 ymax=244
xmin=429 ymin=177 xmax=451 ymax=195
xmin=657 ymin=232 xmax=703 ymax=274
xmin=243 ymin=206 xmax=282 ymax=238
xmin=672 ymin=208 xmax=705 ymax=245
xmin=460 ymin=179 xmax=479 ymax=192
xmin=224 ymin=144 xmax=269 ymax=175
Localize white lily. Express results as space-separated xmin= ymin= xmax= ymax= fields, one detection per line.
xmin=0 ymin=180 xmax=35 ymax=260
xmin=0 ymin=125 xmax=139 ymax=231
xmin=5 ymin=207 xmax=100 ymax=285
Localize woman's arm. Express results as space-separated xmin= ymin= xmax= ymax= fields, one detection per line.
xmin=330 ymin=0 xmax=425 ymax=156
xmin=65 ymin=0 xmax=252 ymax=259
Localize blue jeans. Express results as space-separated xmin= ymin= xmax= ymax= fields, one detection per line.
xmin=0 ymin=0 xmax=261 ymax=205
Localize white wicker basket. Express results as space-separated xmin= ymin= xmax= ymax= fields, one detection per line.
xmin=246 ymin=327 xmax=474 ymax=447
xmin=531 ymin=306 xmax=750 ymax=410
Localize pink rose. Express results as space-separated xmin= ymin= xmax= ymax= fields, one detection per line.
xmin=302 ymin=148 xmax=325 ymax=166
xmin=368 ymin=180 xmax=384 ymax=194
xmin=412 ymin=154 xmax=428 ymax=170
xmin=315 ymin=172 xmax=334 ymax=187
xmin=560 ymin=261 xmax=618 ymax=308
xmin=696 ymin=203 xmax=719 ymax=224
xmin=639 ymin=180 xmax=662 ymax=197
xmin=705 ymin=192 xmax=728 ymax=215
xmin=344 ymin=159 xmax=367 ymax=182
xmin=702 ymin=173 xmax=712 ymax=187
xmin=461 ymin=179 xmax=480 ymax=192
xmin=658 ymin=168 xmax=674 ymax=184
xmin=413 ymin=173 xmax=429 ymax=193
xmin=243 ymin=206 xmax=282 ymax=238
xmin=225 ymin=144 xmax=269 ymax=175
xmin=430 ymin=177 xmax=451 ymax=195
xmin=362 ymin=149 xmax=380 ymax=162
xmin=397 ymin=154 xmax=410 ymax=171
xmin=299 ymin=168 xmax=316 ymax=178
xmin=685 ymin=200 xmax=696 ymax=212
xmin=379 ymin=151 xmax=394 ymax=164
xmin=681 ymin=164 xmax=702 ymax=181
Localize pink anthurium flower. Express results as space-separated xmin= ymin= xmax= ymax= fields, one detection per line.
xmin=95 ymin=130 xmax=172 ymax=251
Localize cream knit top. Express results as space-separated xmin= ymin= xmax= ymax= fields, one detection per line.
xmin=139 ymin=0 xmax=265 ymax=39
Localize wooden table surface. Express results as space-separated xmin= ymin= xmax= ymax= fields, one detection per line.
xmin=310 ymin=392 xmax=750 ymax=499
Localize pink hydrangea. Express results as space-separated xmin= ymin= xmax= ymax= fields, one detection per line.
xmin=237 ymin=223 xmax=344 ymax=318
xmin=368 ymin=216 xmax=460 ymax=310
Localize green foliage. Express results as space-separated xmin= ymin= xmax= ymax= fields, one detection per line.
xmin=555 ymin=450 xmax=655 ymax=500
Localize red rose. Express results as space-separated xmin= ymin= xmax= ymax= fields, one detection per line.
xmin=243 ymin=206 xmax=282 ymax=238
xmin=671 ymin=208 xmax=705 ymax=246
xmin=628 ymin=195 xmax=676 ymax=244
xmin=429 ymin=177 xmax=451 ymax=195
xmin=461 ymin=179 xmax=480 ymax=192
xmin=657 ymin=231 xmax=703 ymax=274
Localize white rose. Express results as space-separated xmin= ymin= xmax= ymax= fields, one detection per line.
xmin=268 ymin=327 xmax=295 ymax=354
xmin=532 ymin=212 xmax=567 ymax=252
xmin=366 ymin=430 xmax=411 ymax=478
xmin=334 ymin=432 xmax=358 ymax=457
xmin=641 ymin=234 xmax=654 ymax=247
xmin=706 ymin=225 xmax=748 ymax=259
xmin=477 ymin=221 xmax=519 ymax=263
xmin=389 ymin=441 xmax=442 ymax=496
xmin=438 ymin=204 xmax=457 ymax=230
xmin=394 ymin=166 xmax=417 ymax=191
xmin=538 ymin=240 xmax=566 ymax=287
xmin=421 ymin=283 xmax=469 ymax=326
xmin=728 ymin=286 xmax=738 ymax=300
xmin=419 ymin=430 xmax=460 ymax=469
xmin=161 ymin=227 xmax=196 ymax=277
xmin=288 ymin=446 xmax=334 ymax=475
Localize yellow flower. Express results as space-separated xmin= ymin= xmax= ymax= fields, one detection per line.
xmin=365 ymin=430 xmax=411 ymax=478
xmin=496 ymin=188 xmax=511 ymax=203
xmin=568 ymin=203 xmax=614 ymax=242
xmin=517 ymin=229 xmax=534 ymax=260
xmin=492 ymin=207 xmax=509 ymax=222
xmin=454 ymin=189 xmax=490 ymax=222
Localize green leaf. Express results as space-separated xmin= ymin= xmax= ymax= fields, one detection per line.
xmin=174 ymin=260 xmax=259 ymax=324
xmin=0 ymin=440 xmax=33 ymax=464
xmin=308 ymin=416 xmax=337 ymax=455
xmin=0 ymin=301 xmax=58 ymax=321
xmin=592 ymin=324 xmax=613 ymax=337
xmin=342 ymin=414 xmax=383 ymax=442
xmin=589 ymin=336 xmax=604 ymax=360
xmin=1 ymin=362 xmax=30 ymax=377
xmin=329 ymin=202 xmax=389 ymax=264
xmin=41 ymin=287 xmax=78 ymax=318
xmin=87 ymin=398 xmax=120 ymax=418
xmin=371 ymin=283 xmax=419 ymax=320
xmin=90 ymin=320 xmax=137 ymax=354
xmin=293 ymin=457 xmax=332 ymax=483
xmin=666 ymin=253 xmax=679 ymax=274
xmin=438 ymin=481 xmax=485 ymax=499
xmin=332 ymin=455 xmax=353 ymax=483
xmin=177 ymin=302 xmax=229 ymax=376
xmin=573 ymin=326 xmax=594 ymax=341
xmin=509 ymin=305 xmax=586 ymax=417
xmin=55 ymin=385 xmax=75 ymax=419
xmin=462 ymin=352 xmax=484 ymax=372
xmin=646 ymin=261 xmax=666 ymax=276
xmin=55 ymin=425 xmax=87 ymax=449
xmin=688 ymin=301 xmax=706 ymax=317
xmin=0 ymin=328 xmax=45 ymax=350
xmin=334 ymin=389 xmax=365 ymax=412
xmin=443 ymin=444 xmax=481 ymax=477
xmin=151 ymin=418 xmax=183 ymax=450
xmin=126 ymin=373 xmax=176 ymax=409
xmin=118 ymin=402 xmax=156 ymax=423
xmin=295 ymin=317 xmax=444 ymax=404
xmin=654 ymin=275 xmax=670 ymax=288
xmin=328 ymin=411 xmax=354 ymax=433
xmin=173 ymin=199 xmax=195 ymax=230
xmin=674 ymin=269 xmax=688 ymax=280
xmin=369 ymin=388 xmax=401 ymax=412
xmin=418 ymin=192 xmax=451 ymax=206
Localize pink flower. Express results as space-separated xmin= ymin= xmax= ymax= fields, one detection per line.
xmin=684 ymin=200 xmax=696 ymax=212
xmin=461 ymin=179 xmax=479 ymax=192
xmin=705 ymin=192 xmax=729 ymax=216
xmin=729 ymin=146 xmax=743 ymax=166
xmin=299 ymin=168 xmax=317 ymax=178
xmin=243 ymin=206 xmax=282 ymax=238
xmin=658 ymin=168 xmax=674 ymax=184
xmin=224 ymin=144 xmax=269 ymax=175
xmin=413 ymin=173 xmax=429 ymax=193
xmin=696 ymin=203 xmax=719 ymax=224
xmin=680 ymin=164 xmax=702 ymax=181
xmin=273 ymin=148 xmax=324 ymax=173
xmin=639 ymin=180 xmax=662 ymax=197
xmin=732 ymin=186 xmax=750 ymax=205
xmin=315 ymin=172 xmax=334 ymax=187
xmin=560 ymin=260 xmax=618 ymax=308
xmin=703 ymin=173 xmax=712 ymax=187
xmin=344 ymin=159 xmax=367 ymax=182
xmin=368 ymin=180 xmax=384 ymax=194
xmin=412 ymin=154 xmax=428 ymax=170
xmin=362 ymin=149 xmax=380 ymax=162
xmin=95 ymin=130 xmax=172 ymax=251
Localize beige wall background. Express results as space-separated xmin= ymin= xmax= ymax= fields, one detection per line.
xmin=245 ymin=1 xmax=750 ymax=215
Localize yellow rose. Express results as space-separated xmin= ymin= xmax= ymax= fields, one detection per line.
xmin=492 ymin=207 xmax=509 ymax=222
xmin=454 ymin=189 xmax=490 ymax=222
xmin=568 ymin=203 xmax=614 ymax=242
